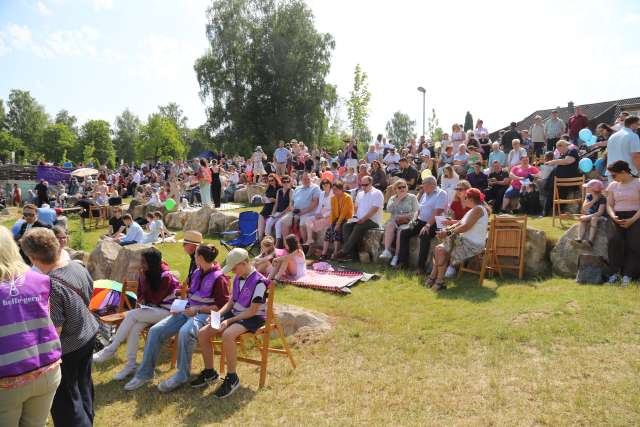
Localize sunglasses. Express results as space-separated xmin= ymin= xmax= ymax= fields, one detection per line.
xmin=23 ymin=212 xmax=35 ymax=217
xmin=361 ymin=183 xmax=371 ymax=187
xmin=455 ymin=188 xmax=465 ymax=191
xmin=396 ymin=185 xmax=407 ymax=190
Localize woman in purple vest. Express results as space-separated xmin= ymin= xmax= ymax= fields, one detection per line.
xmin=93 ymin=247 xmax=180 ymax=381
xmin=193 ymin=248 xmax=268 ymax=398
xmin=0 ymin=226 xmax=62 ymax=427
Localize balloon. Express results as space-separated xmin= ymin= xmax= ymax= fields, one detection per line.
xmin=579 ymin=158 xmax=593 ymax=173
xmin=164 ymin=198 xmax=176 ymax=211
xmin=579 ymin=128 xmax=593 ymax=143
xmin=586 ymin=135 xmax=598 ymax=146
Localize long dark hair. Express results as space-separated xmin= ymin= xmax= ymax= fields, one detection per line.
xmin=285 ymin=234 xmax=300 ymax=252
xmin=142 ymin=247 xmax=163 ymax=290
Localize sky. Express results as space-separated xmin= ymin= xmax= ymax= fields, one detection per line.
xmin=1 ymin=0 xmax=640 ymax=139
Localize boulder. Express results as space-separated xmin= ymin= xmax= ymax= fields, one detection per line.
xmin=524 ymin=227 xmax=550 ymax=277
xmin=87 ymin=239 xmax=122 ymax=280
xmin=66 ymin=248 xmax=89 ymax=265
xmin=551 ymin=222 xmax=608 ymax=277
xmin=0 ymin=208 xmax=10 ymax=216
xmin=234 ymin=188 xmax=248 ymax=204
xmin=183 ymin=205 xmax=217 ymax=234
xmin=208 ymin=211 xmax=240 ymax=234
xmin=246 ymin=184 xmax=266 ymax=202
xmin=274 ymin=303 xmax=332 ymax=337
xmin=357 ymin=228 xmax=384 ymax=261
xmin=127 ymin=199 xmax=142 ymax=216
xmin=165 ymin=211 xmax=190 ymax=230
xmin=110 ymin=243 xmax=153 ymax=284
xmin=54 ymin=216 xmax=68 ymax=231
xmin=407 ymin=237 xmax=438 ymax=271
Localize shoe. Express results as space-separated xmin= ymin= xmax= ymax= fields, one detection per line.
xmin=622 ymin=276 xmax=632 ymax=287
xmin=444 ymin=266 xmax=457 ymax=278
xmin=379 ymin=249 xmax=392 ymax=259
xmin=390 ymin=256 xmax=398 ymax=267
xmin=190 ymin=369 xmax=219 ymax=388
xmin=433 ymin=281 xmax=447 ymax=291
xmin=214 ymin=374 xmax=240 ymax=399
xmin=425 ymin=277 xmax=436 ymax=288
xmin=157 ymin=375 xmax=187 ymax=393
xmin=124 ymin=376 xmax=151 ymax=391
xmin=570 ymin=239 xmax=582 ymax=246
xmin=113 ymin=364 xmax=137 ymax=381
xmin=92 ymin=348 xmax=115 ymax=364
xmin=608 ymin=274 xmax=620 ymax=284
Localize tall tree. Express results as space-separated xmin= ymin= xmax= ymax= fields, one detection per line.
xmin=158 ymin=102 xmax=188 ymax=130
xmin=6 ymin=89 xmax=48 ymax=157
xmin=346 ymin=64 xmax=371 ymax=143
xmin=137 ymin=114 xmax=186 ymax=163
xmin=186 ymin=125 xmax=215 ymax=158
xmin=385 ymin=111 xmax=416 ymax=147
xmin=0 ymin=98 xmax=6 ymax=131
xmin=427 ymin=108 xmax=443 ymax=142
xmin=464 ymin=111 xmax=473 ymax=132
xmin=40 ymin=123 xmax=76 ymax=164
xmin=54 ymin=110 xmax=78 ymax=136
xmin=77 ymin=120 xmax=115 ymax=168
xmin=0 ymin=131 xmax=24 ymax=163
xmin=113 ymin=109 xmax=140 ymax=165
xmin=194 ymin=0 xmax=336 ymax=155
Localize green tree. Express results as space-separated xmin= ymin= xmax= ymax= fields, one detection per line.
xmin=137 ymin=114 xmax=186 ymax=162
xmin=194 ymin=0 xmax=336 ymax=155
xmin=385 ymin=111 xmax=416 ymax=147
xmin=0 ymin=131 xmax=24 ymax=163
xmin=113 ymin=109 xmax=140 ymax=165
xmin=6 ymin=89 xmax=48 ymax=158
xmin=40 ymin=123 xmax=76 ymax=164
xmin=0 ymin=98 xmax=7 ymax=131
xmin=158 ymin=102 xmax=188 ymax=130
xmin=427 ymin=108 xmax=443 ymax=143
xmin=186 ymin=125 xmax=215 ymax=158
xmin=464 ymin=111 xmax=473 ymax=132
xmin=54 ymin=110 xmax=78 ymax=136
xmin=77 ymin=120 xmax=115 ymax=168
xmin=346 ymin=64 xmax=371 ymax=144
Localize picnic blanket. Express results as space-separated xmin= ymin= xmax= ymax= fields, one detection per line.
xmin=284 ymin=263 xmax=377 ymax=294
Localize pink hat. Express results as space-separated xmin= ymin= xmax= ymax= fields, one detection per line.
xmin=583 ymin=179 xmax=604 ymax=191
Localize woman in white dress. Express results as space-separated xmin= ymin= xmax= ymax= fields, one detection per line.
xmin=251 ymin=147 xmax=267 ymax=183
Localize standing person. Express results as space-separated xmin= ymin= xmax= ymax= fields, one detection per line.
xmin=251 ymin=147 xmax=267 ymax=183
xmin=605 ymin=160 xmax=640 ymax=286
xmin=21 ymin=228 xmax=98 ymax=427
xmin=12 ymin=183 xmax=22 ymax=206
xmin=273 ymin=140 xmax=291 ymax=176
xmin=0 ymin=227 xmax=62 ymax=427
xmin=210 ymin=160 xmax=222 ymax=208
xmin=34 ymin=180 xmax=48 ymax=207
xmin=606 ymin=116 xmax=640 ymax=176
xmin=568 ymin=106 xmax=589 ymax=144
xmin=474 ymin=119 xmax=488 ymax=136
xmin=344 ymin=139 xmax=359 ymax=171
xmin=529 ymin=115 xmax=546 ymax=160
xmin=544 ymin=110 xmax=565 ymax=153
xmin=501 ymin=122 xmax=521 ymax=153
xmin=197 ymin=158 xmax=213 ymax=208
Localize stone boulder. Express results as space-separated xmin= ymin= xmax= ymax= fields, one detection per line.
xmin=357 ymin=228 xmax=384 ymax=263
xmin=66 ymin=248 xmax=89 ymax=265
xmin=183 ymin=205 xmax=217 ymax=234
xmin=524 ymin=227 xmax=550 ymax=277
xmin=246 ymin=184 xmax=266 ymax=202
xmin=87 ymin=239 xmax=122 ymax=280
xmin=274 ymin=303 xmax=332 ymax=340
xmin=165 ymin=211 xmax=190 ymax=230
xmin=0 ymin=208 xmax=10 ymax=216
xmin=234 ymin=188 xmax=248 ymax=204
xmin=110 ymin=243 xmax=153 ymax=284
xmin=208 ymin=211 xmax=239 ymax=235
xmin=54 ymin=216 xmax=68 ymax=231
xmin=127 ymin=199 xmax=142 ymax=216
xmin=551 ymin=222 xmax=608 ymax=277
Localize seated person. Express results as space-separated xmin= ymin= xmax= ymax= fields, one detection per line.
xmin=253 ymin=236 xmax=277 ymax=276
xmin=193 ymin=248 xmax=268 ymax=398
xmin=36 ymin=203 xmax=57 ymax=227
xmin=321 ymin=180 xmax=354 ymax=260
xmin=124 ymin=244 xmax=229 ymax=392
xmin=383 ymin=147 xmax=401 ymax=173
xmin=379 ymin=179 xmax=419 ymax=262
xmin=392 ymin=158 xmax=419 ymax=191
xmin=485 ymin=161 xmax=510 ymax=213
xmin=115 ymin=214 xmax=144 ymax=246
xmin=501 ymin=156 xmax=540 ymax=212
xmin=488 ymin=142 xmax=506 ymax=168
xmin=141 ymin=212 xmax=161 ymax=244
xmin=93 ymin=247 xmax=180 ymax=380
xmin=519 ymin=182 xmax=542 ymax=215
xmin=439 ymin=145 xmax=455 ymax=174
xmin=268 ymin=234 xmax=306 ymax=281
xmin=15 ymin=204 xmax=52 ymax=245
xmin=279 ymin=172 xmax=320 ymax=247
xmin=571 ymin=179 xmax=607 ymax=248
xmin=466 ymin=162 xmax=488 ymax=190
xmin=107 ymin=207 xmax=126 ymax=238
xmin=448 ymin=180 xmax=471 ymax=220
xmin=453 ymin=144 xmax=469 ymax=176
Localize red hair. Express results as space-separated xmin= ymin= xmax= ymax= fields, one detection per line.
xmin=465 ymin=188 xmax=485 ymax=204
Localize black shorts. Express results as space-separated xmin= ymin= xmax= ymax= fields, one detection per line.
xmin=222 ymin=311 xmax=265 ymax=333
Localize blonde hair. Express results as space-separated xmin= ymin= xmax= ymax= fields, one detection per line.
xmin=394 ymin=179 xmax=408 ymax=190
xmin=453 ymin=180 xmax=471 ymax=202
xmin=0 ymin=226 xmax=28 ymax=281
xmin=556 ymin=139 xmax=569 ymax=148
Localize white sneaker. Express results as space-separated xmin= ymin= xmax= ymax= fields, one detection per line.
xmin=444 ymin=266 xmax=457 ymax=278
xmin=622 ymin=276 xmax=632 ymax=287
xmin=92 ymin=348 xmax=115 ymax=364
xmin=113 ymin=364 xmax=137 ymax=381
xmin=157 ymin=375 xmax=186 ymax=393
xmin=124 ymin=376 xmax=151 ymax=391
xmin=390 ymin=256 xmax=398 ymax=267
xmin=608 ymin=274 xmax=620 ymax=284
xmin=379 ymin=249 xmax=392 ymax=259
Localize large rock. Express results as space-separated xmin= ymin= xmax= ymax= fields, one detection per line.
xmin=524 ymin=227 xmax=550 ymax=277
xmin=127 ymin=199 xmax=142 ymax=216
xmin=183 ymin=205 xmax=217 ymax=234
xmin=110 ymin=243 xmax=153 ymax=284
xmin=208 ymin=211 xmax=239 ymax=234
xmin=357 ymin=228 xmax=384 ymax=262
xmin=66 ymin=248 xmax=89 ymax=265
xmin=551 ymin=222 xmax=608 ymax=277
xmin=165 ymin=211 xmax=190 ymax=230
xmin=274 ymin=303 xmax=331 ymax=339
xmin=87 ymin=239 xmax=122 ymax=280
xmin=234 ymin=188 xmax=248 ymax=204
xmin=246 ymin=184 xmax=266 ymax=202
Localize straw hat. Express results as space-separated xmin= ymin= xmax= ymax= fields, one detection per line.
xmin=179 ymin=230 xmax=203 ymax=245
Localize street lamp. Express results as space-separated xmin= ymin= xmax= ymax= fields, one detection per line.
xmin=417 ymin=86 xmax=426 ymax=137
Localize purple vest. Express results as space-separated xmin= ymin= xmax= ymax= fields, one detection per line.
xmin=232 ymin=270 xmax=269 ymax=319
xmin=0 ymin=270 xmax=61 ymax=378
xmin=188 ymin=268 xmax=224 ymax=307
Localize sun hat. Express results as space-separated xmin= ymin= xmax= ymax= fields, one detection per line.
xmin=178 ymin=230 xmax=203 ymax=245
xmin=222 ymin=248 xmax=250 ymax=274
xmin=583 ymin=179 xmax=604 ymax=191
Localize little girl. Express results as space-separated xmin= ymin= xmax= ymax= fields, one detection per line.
xmin=572 ymin=179 xmax=607 ymax=247
xmin=269 ymin=234 xmax=306 ymax=281
xmin=254 ymin=236 xmax=277 ymax=276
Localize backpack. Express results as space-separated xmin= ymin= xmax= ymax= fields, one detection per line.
xmin=576 ymin=254 xmax=608 ymax=284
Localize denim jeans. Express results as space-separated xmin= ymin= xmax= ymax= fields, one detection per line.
xmin=134 ymin=312 xmax=209 ymax=382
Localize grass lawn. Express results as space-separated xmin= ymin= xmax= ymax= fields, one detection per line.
xmin=2 ymin=210 xmax=639 ymax=426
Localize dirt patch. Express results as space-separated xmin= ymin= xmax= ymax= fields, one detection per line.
xmin=565 ymin=300 xmax=580 ymax=313
xmin=511 ymin=311 xmax=551 ymax=325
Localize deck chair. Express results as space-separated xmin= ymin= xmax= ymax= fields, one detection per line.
xmin=219 ymin=211 xmax=259 ymax=255
xmin=457 ymin=216 xmax=498 ymax=285
xmin=491 ymin=215 xmax=527 ymax=279
xmin=98 ymin=280 xmax=138 ymax=329
xmin=211 ymin=281 xmax=296 ymax=388
xmin=552 ymin=176 xmax=585 ymax=227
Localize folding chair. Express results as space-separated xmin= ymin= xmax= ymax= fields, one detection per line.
xmin=457 ymin=216 xmax=498 ymax=285
xmin=211 ymin=281 xmax=296 ymax=388
xmin=491 ymin=215 xmax=527 ymax=279
xmin=552 ymin=176 xmax=585 ymax=227
xmin=98 ymin=280 xmax=138 ymax=329
xmin=219 ymin=211 xmax=260 ymax=255
xmin=87 ymin=205 xmax=106 ymax=229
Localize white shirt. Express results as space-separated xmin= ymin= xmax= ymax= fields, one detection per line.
xmin=133 ymin=171 xmax=142 ymax=184
xmin=461 ymin=206 xmax=488 ymax=245
xmin=142 ymin=220 xmax=162 ymax=244
xmin=355 ymin=187 xmax=384 ymax=225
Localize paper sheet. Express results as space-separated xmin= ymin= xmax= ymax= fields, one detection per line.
xmin=170 ymin=299 xmax=188 ymax=313
xmin=210 ymin=310 xmax=221 ymax=329
xmin=435 ymin=216 xmax=447 ymax=230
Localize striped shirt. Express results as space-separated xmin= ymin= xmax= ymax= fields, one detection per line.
xmin=48 ymin=262 xmax=99 ymax=354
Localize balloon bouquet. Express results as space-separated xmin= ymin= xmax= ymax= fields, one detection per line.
xmin=577 ymin=128 xmax=599 ymax=173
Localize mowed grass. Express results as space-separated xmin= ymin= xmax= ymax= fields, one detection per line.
xmin=2 ymin=210 xmax=640 ymax=426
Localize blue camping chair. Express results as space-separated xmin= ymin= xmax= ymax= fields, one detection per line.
xmin=219 ymin=211 xmax=260 ymax=255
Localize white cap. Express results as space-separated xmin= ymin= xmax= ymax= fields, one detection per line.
xmin=221 ymin=248 xmax=250 ymax=274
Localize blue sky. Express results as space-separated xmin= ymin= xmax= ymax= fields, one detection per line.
xmin=2 ymin=0 xmax=640 ymax=137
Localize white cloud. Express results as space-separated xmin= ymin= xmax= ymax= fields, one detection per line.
xmin=36 ymin=1 xmax=52 ymax=15
xmin=93 ymin=0 xmax=113 ymax=11
xmin=132 ymin=35 xmax=200 ymax=81
xmin=622 ymin=13 xmax=640 ymax=24
xmin=6 ymin=23 xmax=33 ymax=49
xmin=33 ymin=26 xmax=100 ymax=58
xmin=103 ymin=47 xmax=124 ymax=64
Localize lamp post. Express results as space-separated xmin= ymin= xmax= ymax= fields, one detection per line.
xmin=417 ymin=86 xmax=426 ymax=137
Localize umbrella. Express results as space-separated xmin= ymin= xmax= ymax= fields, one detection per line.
xmin=71 ymin=167 xmax=99 ymax=178
xmin=93 ymin=279 xmax=137 ymax=300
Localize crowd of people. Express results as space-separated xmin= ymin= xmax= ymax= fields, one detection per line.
xmin=2 ymin=108 xmax=640 ymax=426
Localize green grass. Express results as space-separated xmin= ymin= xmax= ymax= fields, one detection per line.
xmin=2 ymin=210 xmax=639 ymax=425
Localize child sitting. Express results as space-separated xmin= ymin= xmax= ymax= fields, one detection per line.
xmin=519 ymin=182 xmax=542 ymax=215
xmin=268 ymin=234 xmax=306 ymax=281
xmin=572 ymin=179 xmax=607 ymax=247
xmin=254 ymin=236 xmax=277 ymax=276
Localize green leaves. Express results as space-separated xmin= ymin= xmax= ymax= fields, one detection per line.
xmin=137 ymin=114 xmax=186 ymax=163
xmin=346 ymin=64 xmax=371 ymax=143
xmin=40 ymin=123 xmax=76 ymax=164
xmin=385 ymin=111 xmax=416 ymax=147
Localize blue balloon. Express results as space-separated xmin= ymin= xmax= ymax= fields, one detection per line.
xmin=586 ymin=135 xmax=598 ymax=146
xmin=579 ymin=158 xmax=593 ymax=173
xmin=579 ymin=128 xmax=593 ymax=143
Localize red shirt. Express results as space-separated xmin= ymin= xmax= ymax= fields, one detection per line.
xmin=568 ymin=114 xmax=588 ymax=139
xmin=450 ymin=200 xmax=470 ymax=220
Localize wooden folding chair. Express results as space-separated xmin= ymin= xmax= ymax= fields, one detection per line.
xmin=552 ymin=176 xmax=585 ymax=227
xmin=490 ymin=215 xmax=527 ymax=279
xmin=86 ymin=205 xmax=106 ymax=229
xmin=211 ymin=282 xmax=296 ymax=388
xmin=458 ymin=215 xmax=499 ymax=285
xmin=98 ymin=280 xmax=138 ymax=329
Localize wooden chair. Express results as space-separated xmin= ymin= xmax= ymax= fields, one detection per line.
xmin=552 ymin=176 xmax=585 ymax=227
xmin=86 ymin=205 xmax=107 ymax=229
xmin=457 ymin=216 xmax=499 ymax=285
xmin=490 ymin=215 xmax=527 ymax=279
xmin=98 ymin=280 xmax=138 ymax=329
xmin=211 ymin=282 xmax=296 ymax=388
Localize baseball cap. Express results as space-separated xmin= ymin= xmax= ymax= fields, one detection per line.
xmin=222 ymin=248 xmax=250 ymax=274
xmin=583 ymin=179 xmax=604 ymax=191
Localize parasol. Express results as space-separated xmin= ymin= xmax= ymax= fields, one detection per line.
xmin=71 ymin=167 xmax=99 ymax=178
